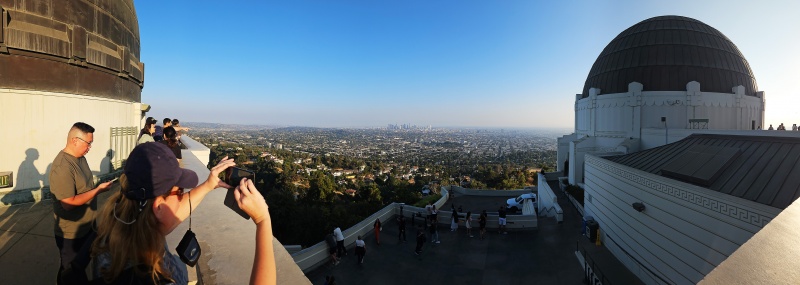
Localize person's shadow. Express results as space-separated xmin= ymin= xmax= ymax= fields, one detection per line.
xmin=100 ymin=149 xmax=114 ymax=175
xmin=1 ymin=148 xmax=42 ymax=205
xmin=0 ymin=148 xmax=42 ymax=256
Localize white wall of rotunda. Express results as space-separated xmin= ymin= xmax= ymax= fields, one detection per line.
xmin=566 ymin=81 xmax=764 ymax=184
xmin=0 ymin=89 xmax=143 ymax=204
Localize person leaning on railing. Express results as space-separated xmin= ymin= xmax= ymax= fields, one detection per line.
xmin=62 ymin=143 xmax=276 ymax=285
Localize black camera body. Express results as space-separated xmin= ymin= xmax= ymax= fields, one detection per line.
xmin=176 ymin=229 xmax=201 ymax=267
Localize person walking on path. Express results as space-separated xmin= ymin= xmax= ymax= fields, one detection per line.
xmin=428 ymin=216 xmax=440 ymax=244
xmin=333 ymin=227 xmax=346 ymax=257
xmin=50 ymin=122 xmax=115 ymax=284
xmin=479 ymin=210 xmax=487 ymax=240
xmin=397 ymin=215 xmax=407 ymax=243
xmin=373 ymin=219 xmax=382 ymax=245
xmin=498 ymin=206 xmax=508 ymax=234
xmin=355 ymin=236 xmax=367 ymax=264
xmin=465 ymin=211 xmax=474 ymax=238
xmin=425 ymin=202 xmax=433 ymax=220
xmin=415 ymin=226 xmax=426 ymax=255
xmin=450 ymin=209 xmax=459 ymax=232
xmin=326 ymin=233 xmax=340 ymax=266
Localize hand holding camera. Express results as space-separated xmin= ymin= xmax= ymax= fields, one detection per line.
xmin=234 ymin=178 xmax=270 ymax=224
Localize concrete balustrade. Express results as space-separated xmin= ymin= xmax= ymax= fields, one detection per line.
xmin=291 ymin=201 xmax=398 ymax=273
xmin=291 ymin=185 xmax=540 ymax=273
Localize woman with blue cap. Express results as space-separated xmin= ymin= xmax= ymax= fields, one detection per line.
xmin=87 ymin=143 xmax=275 ymax=284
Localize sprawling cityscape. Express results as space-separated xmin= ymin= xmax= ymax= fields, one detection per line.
xmin=3 ymin=1 xmax=800 ymax=285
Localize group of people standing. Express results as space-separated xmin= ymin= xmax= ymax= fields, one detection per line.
xmin=138 ymin=117 xmax=190 ymax=163
xmin=51 ymin=122 xmax=276 ymax=284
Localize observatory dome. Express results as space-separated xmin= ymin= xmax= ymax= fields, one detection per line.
xmin=581 ymin=15 xmax=757 ymax=98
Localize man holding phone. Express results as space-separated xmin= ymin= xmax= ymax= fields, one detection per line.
xmin=50 ymin=122 xmax=114 ymax=284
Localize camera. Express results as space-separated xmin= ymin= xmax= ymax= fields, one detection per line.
xmin=221 ymin=167 xmax=255 ymax=187
xmin=222 ymin=167 xmax=258 ymax=219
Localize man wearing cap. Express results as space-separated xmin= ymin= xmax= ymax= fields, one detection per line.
xmin=50 ymin=122 xmax=115 ymax=284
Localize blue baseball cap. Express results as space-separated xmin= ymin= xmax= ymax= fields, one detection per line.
xmin=124 ymin=143 xmax=198 ymax=200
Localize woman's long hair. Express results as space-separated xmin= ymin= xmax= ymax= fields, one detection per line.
xmin=162 ymin=126 xmax=179 ymax=148
xmin=138 ymin=121 xmax=155 ymax=141
xmin=92 ymin=174 xmax=171 ymax=283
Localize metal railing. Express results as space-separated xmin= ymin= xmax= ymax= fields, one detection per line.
xmin=577 ymin=241 xmax=613 ymax=285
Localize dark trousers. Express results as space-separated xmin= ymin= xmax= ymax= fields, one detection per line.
xmin=356 ymin=246 xmax=365 ymax=263
xmin=54 ymin=232 xmax=95 ymax=284
xmin=415 ymin=240 xmax=424 ymax=253
xmin=398 ymin=228 xmax=406 ymax=241
xmin=336 ymin=240 xmax=346 ymax=257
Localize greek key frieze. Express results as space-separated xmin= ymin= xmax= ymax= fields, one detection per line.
xmin=586 ymin=156 xmax=770 ymax=228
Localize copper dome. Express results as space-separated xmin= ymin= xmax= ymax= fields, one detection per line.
xmin=0 ymin=0 xmax=144 ymax=101
xmin=581 ymin=16 xmax=757 ymax=98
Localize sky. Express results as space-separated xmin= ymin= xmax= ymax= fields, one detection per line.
xmin=136 ymin=0 xmax=800 ymax=129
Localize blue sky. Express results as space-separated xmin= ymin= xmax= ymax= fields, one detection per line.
xmin=137 ymin=0 xmax=800 ymax=128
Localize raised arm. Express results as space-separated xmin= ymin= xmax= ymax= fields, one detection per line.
xmin=235 ymin=178 xmax=276 ymax=285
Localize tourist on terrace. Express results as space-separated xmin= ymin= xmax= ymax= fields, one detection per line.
xmin=158 ymin=126 xmax=182 ymax=163
xmin=498 ymin=206 xmax=508 ymax=234
xmin=397 ymin=215 xmax=406 ymax=243
xmin=355 ymin=236 xmax=367 ymax=264
xmin=333 ymin=227 xmax=346 ymax=257
xmin=414 ymin=226 xmax=426 ymax=255
xmin=326 ymin=233 xmax=340 ymax=266
xmin=86 ymin=144 xmax=276 ymax=285
xmin=450 ymin=208 xmax=459 ymax=232
xmin=373 ymin=218 xmax=382 ymax=245
xmin=465 ymin=211 xmax=474 ymax=238
xmin=50 ymin=122 xmax=115 ymax=284
xmin=425 ymin=202 xmax=433 ymax=220
xmin=171 ymin=118 xmax=191 ymax=132
xmin=153 ymin=118 xmax=170 ymax=142
xmin=137 ymin=120 xmax=156 ymax=144
xmin=428 ymin=216 xmax=440 ymax=244
xmin=171 ymin=119 xmax=190 ymax=145
xmin=479 ymin=210 xmax=487 ymax=240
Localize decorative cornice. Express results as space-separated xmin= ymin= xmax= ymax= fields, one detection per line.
xmin=585 ymin=155 xmax=774 ymax=228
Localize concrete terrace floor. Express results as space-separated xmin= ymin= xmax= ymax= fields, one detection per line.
xmin=306 ymin=190 xmax=588 ymax=285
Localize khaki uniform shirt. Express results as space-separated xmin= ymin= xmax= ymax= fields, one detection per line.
xmin=50 ymin=151 xmax=96 ymax=239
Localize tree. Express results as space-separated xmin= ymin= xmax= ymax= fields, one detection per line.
xmin=305 ymin=171 xmax=336 ymax=203
xmin=358 ymin=183 xmax=382 ymax=204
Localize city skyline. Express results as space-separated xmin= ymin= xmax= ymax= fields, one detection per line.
xmin=138 ymin=0 xmax=800 ymax=128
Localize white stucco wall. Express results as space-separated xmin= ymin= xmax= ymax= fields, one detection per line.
xmin=583 ymin=155 xmax=779 ymax=285
xmin=537 ymin=172 xmax=561 ymax=218
xmin=0 ymin=89 xmax=141 ymax=203
xmin=565 ymin=81 xmax=765 ymax=187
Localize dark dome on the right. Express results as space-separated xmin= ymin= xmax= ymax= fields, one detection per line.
xmin=581 ymin=15 xmax=758 ymax=98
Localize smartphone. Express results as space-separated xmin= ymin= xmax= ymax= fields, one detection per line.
xmin=222 ymin=167 xmax=255 ymax=187
xmin=222 ymin=167 xmax=256 ymax=219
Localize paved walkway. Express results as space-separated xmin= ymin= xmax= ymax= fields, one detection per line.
xmin=306 ymin=185 xmax=590 ymax=285
xmin=0 ymin=150 xmax=309 ymax=285
xmin=0 ymin=198 xmax=60 ymax=284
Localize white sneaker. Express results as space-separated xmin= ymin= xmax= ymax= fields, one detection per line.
xmin=436 ymin=241 xmax=441 ymax=244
